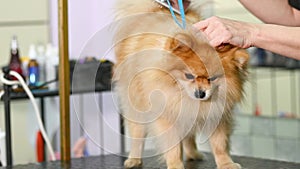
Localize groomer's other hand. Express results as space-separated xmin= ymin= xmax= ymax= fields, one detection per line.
xmin=170 ymin=0 xmax=191 ymax=11
xmin=193 ymin=16 xmax=258 ymax=49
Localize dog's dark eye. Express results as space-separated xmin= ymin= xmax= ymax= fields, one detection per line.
xmin=208 ymin=76 xmax=218 ymax=82
xmin=185 ymin=73 xmax=195 ymax=80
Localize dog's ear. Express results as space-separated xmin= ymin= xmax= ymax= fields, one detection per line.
xmin=166 ymin=33 xmax=193 ymax=53
xmin=218 ymin=46 xmax=249 ymax=70
xmin=216 ymin=44 xmax=234 ymax=53
xmin=233 ymin=49 xmax=249 ymax=70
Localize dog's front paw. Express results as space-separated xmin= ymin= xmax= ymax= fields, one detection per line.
xmin=124 ymin=158 xmax=142 ymax=168
xmin=186 ymin=151 xmax=204 ymax=161
xmin=167 ymin=162 xmax=184 ymax=169
xmin=219 ymin=162 xmax=241 ymax=169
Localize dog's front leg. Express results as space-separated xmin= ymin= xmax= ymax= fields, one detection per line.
xmin=165 ymin=144 xmax=184 ymax=169
xmin=182 ymin=134 xmax=204 ymax=161
xmin=209 ymin=121 xmax=241 ymax=169
xmin=153 ymin=118 xmax=184 ymax=169
xmin=124 ymin=122 xmax=146 ymax=168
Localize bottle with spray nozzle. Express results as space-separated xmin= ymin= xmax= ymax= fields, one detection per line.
xmin=8 ymin=36 xmax=25 ymax=80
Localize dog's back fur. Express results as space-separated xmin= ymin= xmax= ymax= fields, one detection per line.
xmin=114 ymin=0 xmax=201 ymax=64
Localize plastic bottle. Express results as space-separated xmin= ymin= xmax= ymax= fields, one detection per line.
xmin=28 ymin=45 xmax=39 ymax=87
xmin=20 ymin=56 xmax=30 ymax=81
xmin=36 ymin=44 xmax=46 ymax=82
xmin=45 ymin=44 xmax=59 ymax=89
xmin=8 ymin=36 xmax=24 ymax=80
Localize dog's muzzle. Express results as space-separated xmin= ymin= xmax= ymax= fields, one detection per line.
xmin=194 ymin=89 xmax=206 ymax=99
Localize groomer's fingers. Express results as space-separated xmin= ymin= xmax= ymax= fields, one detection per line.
xmin=208 ymin=31 xmax=227 ymax=47
xmin=194 ymin=20 xmax=215 ymax=42
xmin=211 ymin=28 xmax=233 ymax=46
xmin=169 ymin=0 xmax=191 ymax=11
xmin=194 ymin=17 xmax=235 ymax=47
xmin=209 ymin=36 xmax=230 ymax=48
xmin=194 ymin=16 xmax=226 ymax=41
xmin=193 ymin=19 xmax=209 ymax=31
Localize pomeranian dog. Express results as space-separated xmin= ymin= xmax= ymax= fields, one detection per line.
xmin=113 ymin=0 xmax=248 ymax=169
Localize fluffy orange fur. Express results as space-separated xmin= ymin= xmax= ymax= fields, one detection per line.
xmin=113 ymin=1 xmax=249 ymax=169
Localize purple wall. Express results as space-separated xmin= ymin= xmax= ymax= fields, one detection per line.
xmin=49 ymin=0 xmax=116 ymax=60
xmin=48 ymin=0 xmax=120 ymax=156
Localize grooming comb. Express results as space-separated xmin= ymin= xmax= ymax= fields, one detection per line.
xmin=154 ymin=0 xmax=187 ymax=29
xmin=154 ymin=0 xmax=181 ymax=14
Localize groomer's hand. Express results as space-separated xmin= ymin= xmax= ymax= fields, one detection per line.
xmin=170 ymin=0 xmax=191 ymax=11
xmin=193 ymin=16 xmax=258 ymax=49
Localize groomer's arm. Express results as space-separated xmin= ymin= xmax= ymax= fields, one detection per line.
xmin=194 ymin=17 xmax=300 ymax=60
xmin=254 ymin=23 xmax=300 ymax=60
xmin=239 ymin=0 xmax=300 ymax=26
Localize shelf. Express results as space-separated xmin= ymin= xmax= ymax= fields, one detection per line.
xmin=1 ymin=85 xmax=111 ymax=101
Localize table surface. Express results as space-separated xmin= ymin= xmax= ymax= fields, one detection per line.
xmin=1 ymin=153 xmax=299 ymax=169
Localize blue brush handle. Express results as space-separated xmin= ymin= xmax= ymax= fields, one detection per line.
xmin=166 ymin=0 xmax=186 ymax=29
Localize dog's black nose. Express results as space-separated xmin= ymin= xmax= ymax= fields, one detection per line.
xmin=195 ymin=90 xmax=206 ymax=99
